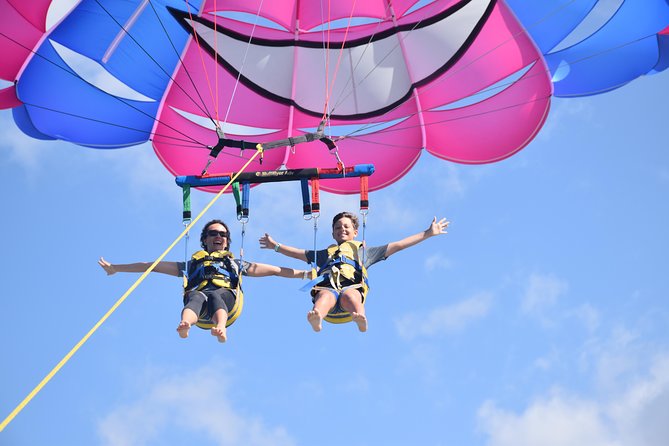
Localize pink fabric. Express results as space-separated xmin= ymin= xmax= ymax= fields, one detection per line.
xmin=0 ymin=85 xmax=21 ymax=109
xmin=154 ymin=0 xmax=551 ymax=194
xmin=7 ymin=0 xmax=50 ymax=31
xmin=0 ymin=0 xmax=48 ymax=82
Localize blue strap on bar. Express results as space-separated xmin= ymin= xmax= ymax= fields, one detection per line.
xmin=241 ymin=182 xmax=250 ymax=222
xmin=300 ymin=179 xmax=312 ymax=217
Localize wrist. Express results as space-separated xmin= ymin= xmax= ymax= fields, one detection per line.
xmin=274 ymin=243 xmax=281 ymax=252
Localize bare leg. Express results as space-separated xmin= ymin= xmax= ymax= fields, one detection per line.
xmin=177 ymin=308 xmax=198 ymax=339
xmin=308 ymin=291 xmax=337 ymax=332
xmin=211 ymin=309 xmax=228 ymax=343
xmin=340 ymin=289 xmax=367 ymax=332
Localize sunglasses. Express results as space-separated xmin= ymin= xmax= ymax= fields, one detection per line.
xmin=206 ymin=230 xmax=228 ymax=238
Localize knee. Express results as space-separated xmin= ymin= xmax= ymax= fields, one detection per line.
xmin=185 ymin=291 xmax=206 ymax=307
xmin=340 ymin=290 xmax=362 ymax=307
xmin=314 ymin=290 xmax=336 ymax=305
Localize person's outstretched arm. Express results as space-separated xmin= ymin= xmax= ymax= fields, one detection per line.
xmin=385 ymin=217 xmax=449 ymax=258
xmin=258 ymin=233 xmax=309 ymax=262
xmin=245 ymin=262 xmax=308 ymax=278
xmin=98 ymin=257 xmax=181 ymax=277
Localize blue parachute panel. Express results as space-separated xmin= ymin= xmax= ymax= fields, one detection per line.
xmin=17 ymin=40 xmax=157 ymax=147
xmin=14 ymin=0 xmax=202 ymax=148
xmin=12 ymin=105 xmax=56 ymax=141
xmin=506 ymin=0 xmax=597 ymax=53
xmin=545 ymin=0 xmax=669 ymax=96
xmin=652 ymin=33 xmax=669 ymax=73
xmin=49 ymin=0 xmax=195 ymax=100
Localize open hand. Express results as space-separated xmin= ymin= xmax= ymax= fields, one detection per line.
xmin=428 ymin=217 xmax=449 ymax=237
xmin=98 ymin=257 xmax=116 ymax=275
xmin=258 ymin=233 xmax=277 ymax=250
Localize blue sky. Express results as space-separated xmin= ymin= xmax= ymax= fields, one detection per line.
xmin=1 ymin=68 xmax=668 ymax=445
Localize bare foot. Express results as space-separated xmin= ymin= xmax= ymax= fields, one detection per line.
xmin=211 ymin=326 xmax=227 ymax=343
xmin=351 ymin=312 xmax=367 ymax=332
xmin=176 ymin=321 xmax=191 ymax=339
xmin=307 ymin=310 xmax=323 ymax=332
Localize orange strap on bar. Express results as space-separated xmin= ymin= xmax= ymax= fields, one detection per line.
xmin=311 ymin=177 xmax=320 ymax=214
xmin=360 ymin=175 xmax=369 ymax=211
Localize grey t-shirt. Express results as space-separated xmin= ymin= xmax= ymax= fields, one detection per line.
xmin=306 ymin=244 xmax=388 ymax=269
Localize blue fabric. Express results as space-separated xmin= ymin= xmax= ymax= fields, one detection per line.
xmin=545 ymin=0 xmax=669 ymax=96
xmin=12 ymin=105 xmax=55 ymax=140
xmin=14 ymin=0 xmax=202 ymax=147
xmin=506 ymin=0 xmax=598 ymax=53
xmin=508 ymin=0 xmax=669 ymax=96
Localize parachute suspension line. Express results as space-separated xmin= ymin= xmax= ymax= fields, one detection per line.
xmin=340 ymin=0 xmax=623 ymax=139
xmin=320 ymin=0 xmax=333 ymax=119
xmin=327 ymin=3 xmax=392 ymax=116
xmin=0 ymin=145 xmax=265 ymax=434
xmin=142 ymin=0 xmax=217 ymax=126
xmin=324 ymin=0 xmax=359 ymax=118
xmin=94 ymin=0 xmax=218 ymax=133
xmin=16 ymin=99 xmax=206 ymax=148
xmin=337 ymin=15 xmax=660 ymax=144
xmin=183 ymin=1 xmax=223 ymax=132
xmin=214 ymin=0 xmax=219 ymax=125
xmin=223 ymin=0 xmax=267 ymax=125
xmin=0 ymin=23 xmax=209 ymax=149
xmin=327 ymin=7 xmax=424 ymax=117
xmin=199 ymin=0 xmax=267 ymax=176
xmin=342 ymin=93 xmax=553 ymax=145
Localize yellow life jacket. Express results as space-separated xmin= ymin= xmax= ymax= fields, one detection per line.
xmin=313 ymin=241 xmax=369 ymax=324
xmin=185 ymin=250 xmax=244 ymax=328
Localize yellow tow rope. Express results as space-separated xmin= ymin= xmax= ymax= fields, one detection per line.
xmin=0 ymin=145 xmax=264 ymax=432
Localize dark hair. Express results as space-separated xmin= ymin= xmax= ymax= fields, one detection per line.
xmin=200 ymin=219 xmax=232 ymax=251
xmin=332 ymin=211 xmax=359 ymax=230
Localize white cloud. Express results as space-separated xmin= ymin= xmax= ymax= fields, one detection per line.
xmin=95 ymin=143 xmax=179 ymax=204
xmin=424 ymin=253 xmax=453 ymax=272
xmin=539 ymin=98 xmax=595 ymax=140
xmin=478 ymin=354 xmax=669 ymax=446
xmin=0 ymin=111 xmax=50 ymax=176
xmin=0 ymin=109 xmax=177 ymax=204
xmin=479 ymin=318 xmax=669 ymax=446
xmin=521 ymin=273 xmax=568 ymax=317
xmin=569 ymin=303 xmax=601 ymax=333
xmin=395 ymin=291 xmax=492 ymax=340
xmin=478 ymin=392 xmax=617 ymax=446
xmin=98 ymin=362 xmax=295 ymax=446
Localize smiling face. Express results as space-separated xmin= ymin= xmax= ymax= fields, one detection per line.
xmin=332 ymin=216 xmax=359 ymax=244
xmin=202 ymin=222 xmax=230 ymax=252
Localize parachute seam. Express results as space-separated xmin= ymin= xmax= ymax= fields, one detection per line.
xmin=93 ymin=0 xmax=218 ymax=128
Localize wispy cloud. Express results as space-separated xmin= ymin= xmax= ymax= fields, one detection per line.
xmin=98 ymin=362 xmax=295 ymax=446
xmin=0 ymin=111 xmax=51 ymax=176
xmin=569 ymin=303 xmax=601 ymax=334
xmin=424 ymin=253 xmax=453 ymax=272
xmin=395 ymin=291 xmax=493 ymax=340
xmin=478 ymin=353 xmax=669 ymax=446
xmin=0 ymin=109 xmax=178 ymax=205
xmin=521 ymin=273 xmax=568 ymax=317
xmin=539 ymin=98 xmax=595 ymax=140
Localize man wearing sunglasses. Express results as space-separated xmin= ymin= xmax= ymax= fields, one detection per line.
xmin=99 ymin=219 xmax=306 ymax=343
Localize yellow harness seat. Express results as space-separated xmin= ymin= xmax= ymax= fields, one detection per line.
xmin=185 ymin=250 xmax=244 ymax=328
xmin=312 ymin=241 xmax=369 ymax=324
